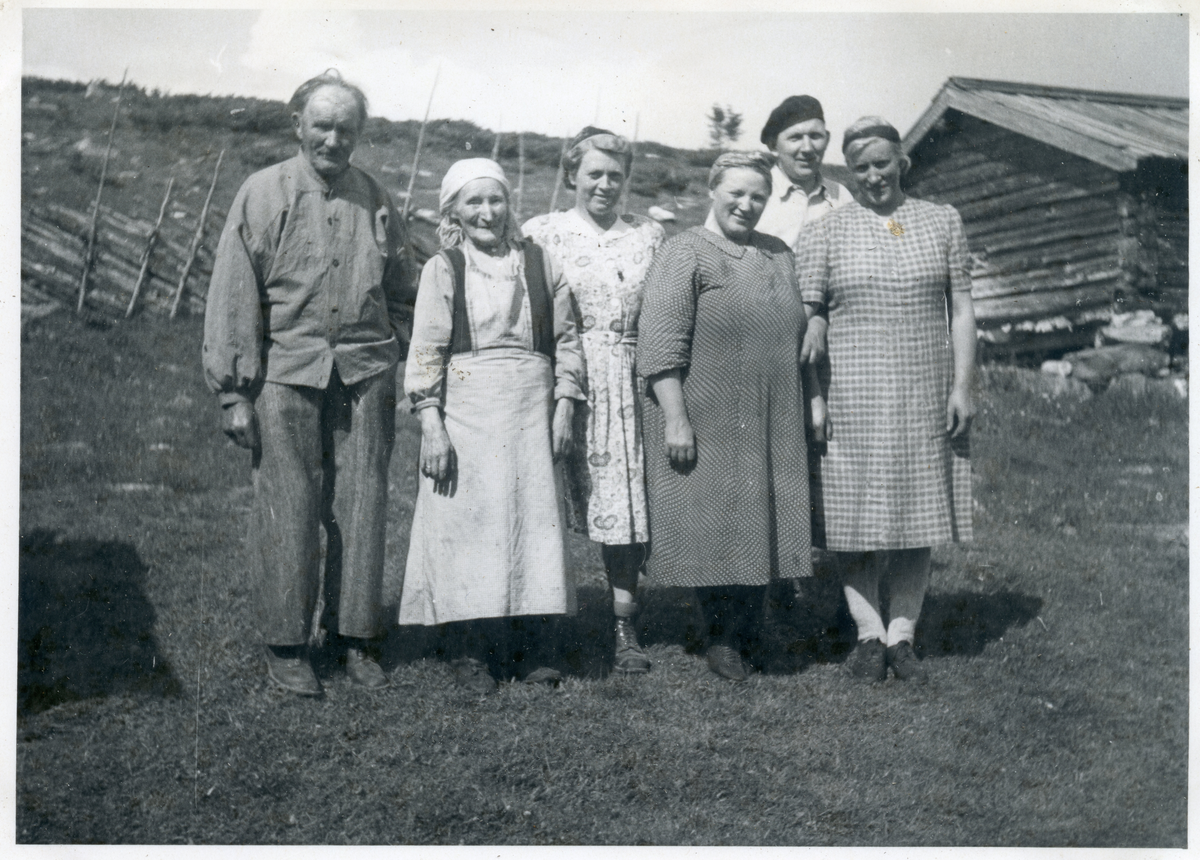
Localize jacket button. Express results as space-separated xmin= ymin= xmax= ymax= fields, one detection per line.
xmin=332 ymin=259 xmax=340 ymax=267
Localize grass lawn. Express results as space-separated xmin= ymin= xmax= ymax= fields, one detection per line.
xmin=17 ymin=311 xmax=1187 ymax=846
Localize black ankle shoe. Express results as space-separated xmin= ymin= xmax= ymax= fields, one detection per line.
xmin=886 ymin=641 xmax=927 ymax=683
xmin=847 ymin=638 xmax=887 ymax=683
xmin=613 ymin=617 xmax=651 ymax=674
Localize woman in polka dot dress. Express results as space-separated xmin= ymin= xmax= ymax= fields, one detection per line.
xmin=637 ymin=151 xmax=824 ymax=682
xmin=523 ymin=127 xmax=666 ymax=674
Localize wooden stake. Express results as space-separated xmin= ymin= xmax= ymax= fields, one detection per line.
xmin=76 ymin=70 xmax=127 ymax=314
xmin=622 ymin=112 xmax=640 ymax=216
xmin=515 ymin=132 xmax=525 ymax=222
xmin=402 ymin=66 xmax=440 ymax=222
xmin=171 ymin=150 xmax=224 ymax=319
xmin=547 ymin=135 xmax=568 ymax=214
xmin=126 ymin=176 xmax=174 ymax=318
xmin=490 ymin=129 xmax=502 ymax=161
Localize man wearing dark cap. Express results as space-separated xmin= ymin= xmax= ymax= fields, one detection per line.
xmin=756 ymin=94 xmax=848 ymax=365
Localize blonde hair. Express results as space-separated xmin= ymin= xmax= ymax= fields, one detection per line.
xmin=841 ymin=115 xmax=907 ymax=167
xmin=707 ymin=150 xmax=774 ymax=191
xmin=561 ymin=127 xmax=634 ymax=190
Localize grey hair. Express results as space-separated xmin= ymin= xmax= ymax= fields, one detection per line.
xmin=436 ymin=185 xmax=525 ymax=252
xmin=707 ymin=150 xmax=775 ymax=191
xmin=289 ymin=69 xmax=369 ymax=130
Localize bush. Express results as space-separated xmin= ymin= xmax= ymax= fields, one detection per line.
xmin=629 ymin=162 xmax=690 ymax=198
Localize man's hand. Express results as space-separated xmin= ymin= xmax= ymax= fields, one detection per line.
xmin=222 ymin=401 xmax=260 ymax=450
xmin=800 ymin=315 xmax=828 ymax=365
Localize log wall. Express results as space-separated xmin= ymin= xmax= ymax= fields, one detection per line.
xmin=906 ymin=111 xmax=1187 ymax=353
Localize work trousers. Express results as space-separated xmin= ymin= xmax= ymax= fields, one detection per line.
xmin=251 ymin=367 xmax=396 ymax=646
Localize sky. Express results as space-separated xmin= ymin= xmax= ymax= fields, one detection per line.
xmin=20 ymin=7 xmax=1190 ymax=161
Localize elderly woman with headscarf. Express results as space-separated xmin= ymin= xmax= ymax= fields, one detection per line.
xmin=523 ymin=127 xmax=666 ymax=675
xmin=795 ymin=117 xmax=976 ymax=684
xmin=399 ymin=158 xmax=587 ymax=693
xmin=636 ymin=151 xmax=824 ymax=682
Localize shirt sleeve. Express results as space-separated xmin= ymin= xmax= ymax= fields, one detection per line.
xmin=202 ymin=179 xmax=273 ymax=407
xmin=793 ymin=215 xmax=831 ymax=310
xmin=946 ymin=204 xmax=973 ymax=293
xmin=635 ymin=237 xmax=699 ymax=382
xmin=377 ymin=189 xmax=418 ymax=350
xmin=546 ymin=249 xmax=586 ymax=402
xmin=403 ymin=254 xmax=455 ymax=410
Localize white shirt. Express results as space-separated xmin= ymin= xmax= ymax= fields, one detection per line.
xmin=755 ymin=165 xmax=849 ymax=253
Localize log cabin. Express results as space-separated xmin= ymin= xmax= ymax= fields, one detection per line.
xmin=901 ymin=78 xmax=1187 ymax=356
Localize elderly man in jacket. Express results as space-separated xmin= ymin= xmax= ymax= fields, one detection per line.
xmin=203 ymin=70 xmax=413 ymax=695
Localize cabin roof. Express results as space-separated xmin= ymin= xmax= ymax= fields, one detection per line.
xmin=903 ymin=77 xmax=1188 ymax=173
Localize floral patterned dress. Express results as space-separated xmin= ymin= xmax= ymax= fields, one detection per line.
xmin=523 ymin=209 xmax=666 ymax=545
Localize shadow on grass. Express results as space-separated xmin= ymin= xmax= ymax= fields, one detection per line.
xmin=916 ymin=589 xmax=1043 ymax=659
xmin=18 ymin=528 xmax=181 ymax=714
xmin=373 ymin=567 xmax=1041 ymax=679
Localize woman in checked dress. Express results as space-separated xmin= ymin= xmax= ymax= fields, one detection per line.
xmin=524 ymin=127 xmax=665 ymax=674
xmin=796 ymin=117 xmax=976 ymax=684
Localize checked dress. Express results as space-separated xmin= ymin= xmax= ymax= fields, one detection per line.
xmin=795 ymin=197 xmax=973 ymax=552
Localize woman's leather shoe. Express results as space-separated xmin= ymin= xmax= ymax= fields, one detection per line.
xmin=346 ymin=647 xmax=390 ymax=690
xmin=452 ymin=657 xmax=498 ymax=695
xmin=613 ymin=617 xmax=651 ymax=674
xmin=886 ymin=641 xmax=928 ymax=683
xmin=848 ymin=638 xmax=887 ymax=683
xmin=705 ymin=644 xmax=749 ymax=682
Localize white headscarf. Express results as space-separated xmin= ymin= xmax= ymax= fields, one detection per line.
xmin=439 ymin=158 xmax=511 ymax=211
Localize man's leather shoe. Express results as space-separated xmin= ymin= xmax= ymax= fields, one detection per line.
xmin=705 ymin=644 xmax=749 ymax=682
xmin=265 ymin=646 xmax=322 ymax=696
xmin=346 ymin=646 xmax=390 ymax=690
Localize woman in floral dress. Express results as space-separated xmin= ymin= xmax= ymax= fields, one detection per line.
xmin=524 ymin=127 xmax=665 ymax=674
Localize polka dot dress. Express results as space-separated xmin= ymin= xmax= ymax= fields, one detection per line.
xmin=636 ymin=227 xmax=814 ymax=587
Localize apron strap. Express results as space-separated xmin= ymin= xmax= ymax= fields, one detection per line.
xmin=522 ymin=241 xmax=555 ymax=361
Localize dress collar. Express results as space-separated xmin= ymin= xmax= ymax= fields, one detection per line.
xmin=566 ymin=206 xmax=634 ymax=239
xmin=690 ymin=225 xmax=782 ymax=259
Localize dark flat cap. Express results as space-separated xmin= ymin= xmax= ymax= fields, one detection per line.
xmin=760 ymin=95 xmax=825 ymax=146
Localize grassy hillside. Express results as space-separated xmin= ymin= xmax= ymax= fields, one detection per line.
xmin=21 ymin=75 xmax=719 ymax=275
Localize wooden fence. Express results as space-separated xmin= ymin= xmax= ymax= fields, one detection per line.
xmin=22 ymin=200 xmax=218 ymax=319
